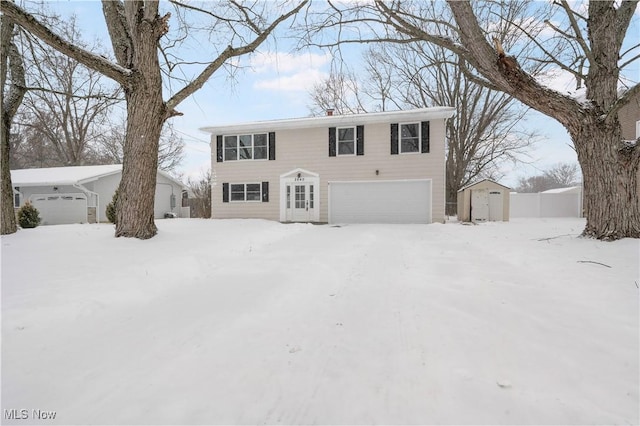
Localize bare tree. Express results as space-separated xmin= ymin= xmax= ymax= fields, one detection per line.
xmin=368 ymin=43 xmax=538 ymax=214
xmin=308 ymin=70 xmax=368 ymax=116
xmin=95 ymin=116 xmax=185 ymax=173
xmin=303 ymin=0 xmax=640 ymax=240
xmin=186 ymin=169 xmax=212 ymax=219
xmin=310 ymin=43 xmax=537 ymax=215
xmin=1 ymin=12 xmax=26 ymax=235
xmin=15 ymin=15 xmax=121 ymax=167
xmin=1 ymin=0 xmax=308 ymax=239
xmin=516 ymin=162 xmax=580 ymax=193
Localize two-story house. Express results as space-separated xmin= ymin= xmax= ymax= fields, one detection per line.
xmin=619 ymin=90 xmax=640 ymax=199
xmin=203 ymin=107 xmax=455 ymax=224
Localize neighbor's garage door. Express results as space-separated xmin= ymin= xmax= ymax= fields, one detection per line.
xmin=30 ymin=193 xmax=87 ymax=225
xmin=329 ymin=179 xmax=432 ymax=224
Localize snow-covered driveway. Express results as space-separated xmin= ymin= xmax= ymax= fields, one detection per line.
xmin=2 ymin=218 xmax=638 ymax=425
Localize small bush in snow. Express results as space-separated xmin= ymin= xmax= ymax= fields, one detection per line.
xmin=17 ymin=202 xmax=41 ymax=228
xmin=106 ymin=189 xmax=118 ymax=224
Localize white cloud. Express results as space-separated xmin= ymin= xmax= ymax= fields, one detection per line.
xmin=536 ymin=68 xmax=583 ymax=94
xmin=253 ymin=69 xmax=329 ymax=92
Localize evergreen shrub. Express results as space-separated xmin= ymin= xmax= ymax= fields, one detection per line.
xmin=17 ymin=202 xmax=41 ymax=228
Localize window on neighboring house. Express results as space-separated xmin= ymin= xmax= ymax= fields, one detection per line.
xmin=224 ymin=133 xmax=269 ymax=161
xmin=223 ymin=182 xmax=268 ymax=203
xmin=400 ymin=123 xmax=420 ymax=153
xmin=338 ymin=127 xmax=355 ymax=155
xmin=13 ymin=191 xmax=20 ymax=208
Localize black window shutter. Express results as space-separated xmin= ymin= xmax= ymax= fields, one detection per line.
xmin=356 ymin=125 xmax=364 ymax=156
xmin=222 ymin=182 xmax=229 ymax=202
xmin=390 ymin=123 xmax=399 ymax=155
xmin=216 ymin=135 xmax=223 ymax=162
xmin=328 ymin=127 xmax=336 ymax=157
xmin=268 ymin=132 xmax=276 ymax=160
xmin=421 ymin=121 xmax=430 ymax=153
xmin=261 ymin=182 xmax=269 ymax=202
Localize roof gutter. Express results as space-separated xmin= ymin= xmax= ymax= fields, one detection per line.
xmin=200 ymin=107 xmax=456 ymax=136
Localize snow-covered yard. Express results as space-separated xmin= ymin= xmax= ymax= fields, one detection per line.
xmin=1 ymin=218 xmax=638 ymax=425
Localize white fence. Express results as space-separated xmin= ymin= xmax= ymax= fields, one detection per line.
xmin=510 ymin=192 xmax=583 ymax=218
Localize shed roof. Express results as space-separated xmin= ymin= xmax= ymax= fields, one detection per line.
xmin=200 ymin=107 xmax=456 ymax=136
xmin=11 ymin=165 xmax=185 ymax=189
xmin=457 ymin=178 xmax=511 ymax=193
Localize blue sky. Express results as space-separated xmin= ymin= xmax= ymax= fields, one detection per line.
xmin=36 ymin=1 xmax=639 ymax=187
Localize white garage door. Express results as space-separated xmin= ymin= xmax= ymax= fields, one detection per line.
xmin=30 ymin=193 xmax=87 ymax=225
xmin=329 ymin=179 xmax=432 ymax=224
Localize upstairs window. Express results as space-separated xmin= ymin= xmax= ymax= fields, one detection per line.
xmin=329 ymin=125 xmax=364 ymax=156
xmin=391 ymin=122 xmax=430 ymax=155
xmin=338 ymin=127 xmax=355 ymax=155
xmin=400 ymin=123 xmax=420 ymax=153
xmin=218 ymin=133 xmax=275 ymax=161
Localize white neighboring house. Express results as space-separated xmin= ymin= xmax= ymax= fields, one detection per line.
xmin=11 ymin=165 xmax=188 ymax=225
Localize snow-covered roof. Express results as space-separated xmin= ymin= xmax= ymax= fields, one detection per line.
xmin=542 ymin=186 xmax=582 ymax=194
xmin=11 ymin=164 xmax=185 ymax=189
xmin=200 ymin=107 xmax=456 ymax=136
xmin=458 ymin=178 xmax=511 ymax=192
xmin=11 ymin=165 xmax=123 ymax=186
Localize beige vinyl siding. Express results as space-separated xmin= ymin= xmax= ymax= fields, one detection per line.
xmin=211 ymin=119 xmax=447 ymax=223
xmin=457 ymin=179 xmax=510 ymax=222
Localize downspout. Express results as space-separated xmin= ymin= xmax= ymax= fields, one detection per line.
xmin=73 ymin=184 xmax=99 ymax=223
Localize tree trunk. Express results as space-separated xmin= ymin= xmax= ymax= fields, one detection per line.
xmin=1 ymin=15 xmax=25 ymax=235
xmin=115 ymin=93 xmax=164 ymax=239
xmin=574 ymin=118 xmax=640 ymax=240
xmin=1 ymin=113 xmax=17 ymax=234
xmin=114 ymin=11 xmax=166 ymax=240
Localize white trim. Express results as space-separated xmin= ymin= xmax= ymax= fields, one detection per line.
xmin=279 ymin=168 xmax=320 ymax=179
xmin=398 ymin=122 xmax=421 ymax=154
xmin=228 ymin=182 xmax=264 ymax=203
xmin=329 ymin=178 xmax=431 ymax=184
xmin=336 ymin=126 xmax=357 ymax=156
xmin=222 ymin=133 xmax=269 ymax=162
xmin=279 ymin=169 xmax=320 ymax=222
xmin=202 ymin=107 xmax=455 ymax=135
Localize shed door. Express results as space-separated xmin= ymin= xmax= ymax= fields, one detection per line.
xmin=30 ymin=193 xmax=87 ymax=225
xmin=329 ymin=180 xmax=431 ymax=224
xmin=471 ymin=189 xmax=489 ymax=222
xmin=489 ymin=191 xmax=503 ymax=221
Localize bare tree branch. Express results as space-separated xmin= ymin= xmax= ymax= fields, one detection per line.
xmin=165 ymin=0 xmax=308 ymax=113
xmin=0 ymin=0 xmax=132 ymax=84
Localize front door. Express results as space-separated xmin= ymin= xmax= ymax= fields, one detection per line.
xmin=290 ymin=183 xmax=315 ymax=222
xmin=280 ymin=168 xmax=320 ymax=222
